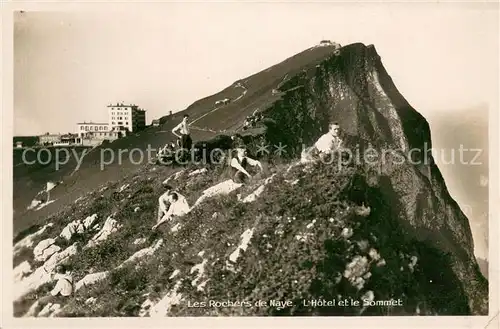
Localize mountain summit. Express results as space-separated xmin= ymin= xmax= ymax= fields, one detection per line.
xmin=13 ymin=42 xmax=487 ymax=316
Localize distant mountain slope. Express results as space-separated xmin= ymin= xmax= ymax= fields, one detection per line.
xmin=13 ymin=42 xmax=487 ymax=316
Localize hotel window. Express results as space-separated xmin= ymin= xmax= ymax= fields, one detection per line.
xmin=85 ymin=126 xmax=89 ymax=131
xmin=80 ymin=126 xmax=84 ymax=130
xmin=118 ymin=122 xmax=123 ymax=125
xmin=125 ymin=122 xmax=128 ymax=125
xmin=112 ymin=121 xmax=115 ymax=125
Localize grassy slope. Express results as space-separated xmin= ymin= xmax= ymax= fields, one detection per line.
xmin=14 ymin=152 xmax=472 ymax=316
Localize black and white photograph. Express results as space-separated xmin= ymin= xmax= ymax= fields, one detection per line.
xmin=5 ymin=1 xmax=498 ymax=324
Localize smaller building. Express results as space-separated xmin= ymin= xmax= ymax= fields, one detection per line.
xmin=61 ymin=133 xmax=78 ymax=144
xmin=77 ymin=129 xmax=122 ymax=146
xmin=76 ymin=122 xmax=109 ymax=137
xmin=39 ymin=133 xmax=61 ymax=146
xmin=152 ymin=119 xmax=160 ymax=127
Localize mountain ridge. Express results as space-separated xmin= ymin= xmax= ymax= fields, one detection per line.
xmin=13 ymin=42 xmax=488 ymax=316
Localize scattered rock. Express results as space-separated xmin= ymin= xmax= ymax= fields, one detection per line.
xmin=408 ymin=256 xmax=418 ymax=273
xmin=169 ymin=269 xmax=180 ymax=279
xmin=344 ymin=255 xmax=370 ymax=290
xmin=75 ymin=271 xmax=109 ymax=292
xmin=38 ymin=302 xmax=61 ymax=317
xmin=83 ymin=214 xmax=98 ymax=229
xmin=60 ymin=220 xmax=85 ymax=241
xmin=27 ymin=199 xmax=43 ymax=210
xmin=33 ymin=239 xmax=61 ymax=262
xmin=133 ymin=238 xmax=147 ymax=245
xmin=14 ymin=223 xmax=54 ymax=253
xmin=14 ymin=260 xmax=32 ymax=283
xmin=188 ymin=168 xmax=208 ymax=177
xmin=341 ymin=227 xmax=353 ymax=239
xmin=171 ymin=223 xmax=181 ymax=232
xmin=85 ymin=297 xmax=97 ymax=305
xmin=190 ymin=259 xmax=208 ymax=291
xmin=118 ymin=184 xmax=130 ymax=193
xmin=148 ymin=281 xmax=183 ymax=317
xmin=306 ymin=219 xmax=317 ymax=229
xmin=118 ymin=240 xmax=163 ymax=268
xmin=356 ymin=240 xmax=369 ymax=251
xmin=87 ymin=216 xmax=122 ymax=248
xmin=355 ymin=204 xmax=371 ymax=217
xmin=139 ymin=299 xmax=155 ymax=317
xmin=226 ymin=228 xmax=255 ymax=272
xmin=193 ymin=179 xmax=243 ymax=209
xmin=368 ymin=248 xmax=381 ymax=261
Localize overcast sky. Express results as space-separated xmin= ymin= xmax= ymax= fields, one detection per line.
xmin=14 ymin=2 xmax=498 ymax=135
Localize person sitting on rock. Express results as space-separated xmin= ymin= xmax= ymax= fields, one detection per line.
xmin=230 ymin=148 xmax=263 ymax=184
xmin=153 ymin=184 xmax=190 ymax=230
xmin=32 ymin=264 xmax=73 ymax=316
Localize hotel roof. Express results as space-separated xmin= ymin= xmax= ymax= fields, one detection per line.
xmin=76 ymin=122 xmax=109 ymax=125
xmin=106 ymin=103 xmax=146 ymax=111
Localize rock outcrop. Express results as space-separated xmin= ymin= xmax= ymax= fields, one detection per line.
xmin=13 ymin=42 xmax=487 ymax=317
xmin=258 ymin=43 xmax=487 ymax=314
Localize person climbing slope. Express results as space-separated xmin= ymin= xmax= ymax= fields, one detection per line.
xmin=171 ymin=114 xmax=192 ymax=150
xmin=230 ymin=148 xmax=263 ymax=184
xmin=153 ymin=184 xmax=190 ymax=230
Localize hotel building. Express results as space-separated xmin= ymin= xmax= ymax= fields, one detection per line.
xmin=107 ymin=103 xmax=146 ymax=133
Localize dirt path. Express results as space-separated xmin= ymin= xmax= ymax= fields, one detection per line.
xmin=189 ymin=83 xmax=248 ymax=126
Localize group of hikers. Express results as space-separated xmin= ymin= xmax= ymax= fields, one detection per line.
xmin=154 ymin=119 xmax=343 ymax=231
xmin=31 ymin=116 xmax=344 ymax=316
xmin=154 ymin=138 xmax=266 ymax=231
xmin=243 ymin=110 xmax=264 ymax=130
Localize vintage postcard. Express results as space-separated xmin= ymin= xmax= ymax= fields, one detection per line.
xmin=3 ymin=1 xmax=498 ymax=328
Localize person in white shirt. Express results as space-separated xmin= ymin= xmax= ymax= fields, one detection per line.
xmin=171 ymin=114 xmax=192 ymax=150
xmin=230 ymin=148 xmax=263 ymax=184
xmin=314 ymin=122 xmax=342 ymax=154
xmin=32 ymin=265 xmax=73 ymax=315
xmin=153 ymin=184 xmax=190 ymax=230
xmin=301 ymin=122 xmax=343 ymax=163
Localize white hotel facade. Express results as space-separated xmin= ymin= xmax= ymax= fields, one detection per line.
xmin=76 ymin=103 xmax=146 ymax=145
xmin=107 ymin=103 xmax=146 ymax=133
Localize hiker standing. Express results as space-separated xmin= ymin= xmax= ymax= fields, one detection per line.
xmin=230 ymin=148 xmax=263 ymax=184
xmin=171 ymin=114 xmax=192 ymax=150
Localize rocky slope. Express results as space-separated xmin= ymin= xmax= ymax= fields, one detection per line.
xmin=13 ymin=42 xmax=488 ymax=316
